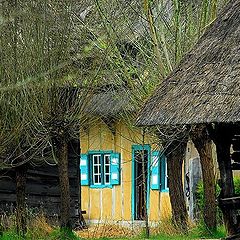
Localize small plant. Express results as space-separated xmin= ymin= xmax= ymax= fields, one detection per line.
xmin=27 ymin=213 xmax=53 ymax=239
xmin=49 ymin=228 xmax=80 ymax=240
xmin=195 ymin=180 xmax=223 ymax=228
xmin=195 ymin=177 xmax=240 ymax=235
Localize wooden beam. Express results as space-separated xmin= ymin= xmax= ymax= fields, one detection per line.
xmin=214 ymin=123 xmax=237 ymax=236
xmin=231 ymin=162 xmax=240 ymax=170
xmin=219 ymin=196 xmax=240 ymax=209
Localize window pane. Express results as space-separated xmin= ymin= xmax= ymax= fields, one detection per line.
xmin=105 ymin=165 xmax=110 ymax=174
xmin=94 ymin=175 xmax=99 ymax=183
xmin=94 ymin=155 xmax=100 ymax=164
xmin=94 ymin=166 xmax=98 ymax=173
xmin=105 ymin=155 xmax=110 ymax=164
xmin=105 ymin=174 xmax=110 ymax=184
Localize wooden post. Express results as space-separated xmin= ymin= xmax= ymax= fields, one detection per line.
xmin=213 ymin=124 xmax=236 ymax=236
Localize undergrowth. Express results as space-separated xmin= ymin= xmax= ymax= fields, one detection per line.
xmin=1 ymin=228 xmax=81 ymax=240
xmin=149 ymin=219 xmax=226 ymax=240
xmin=0 ymin=213 xmax=226 ymax=240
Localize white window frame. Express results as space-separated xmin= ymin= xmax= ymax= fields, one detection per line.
xmin=104 ymin=154 xmax=111 ymax=185
xmin=92 ymin=154 xmax=101 ymax=185
xmin=91 ymin=153 xmax=111 ymax=186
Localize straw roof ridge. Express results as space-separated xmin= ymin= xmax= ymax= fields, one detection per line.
xmin=136 ymin=0 xmax=240 ymax=126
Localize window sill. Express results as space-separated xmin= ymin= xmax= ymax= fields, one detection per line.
xmin=89 ymin=185 xmax=113 ymax=189
xmin=161 ymin=189 xmax=169 ymax=193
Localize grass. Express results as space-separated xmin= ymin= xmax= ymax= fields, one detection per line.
xmin=0 ymin=213 xmax=226 ymax=240
xmin=149 ymin=227 xmax=225 ymax=239
xmin=1 ymin=228 xmax=80 ymax=240
xmin=1 ymin=226 xmax=226 ymax=240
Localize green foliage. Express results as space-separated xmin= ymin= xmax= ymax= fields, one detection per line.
xmin=192 ymin=223 xmax=226 ymax=239
xmin=0 ymin=231 xmax=20 ymax=240
xmin=196 ymin=177 xmax=240 ymax=227
xmin=49 ymin=228 xmax=80 ymax=240
xmin=0 ymin=228 xmax=81 ymax=240
xmin=234 ymin=177 xmax=240 ymax=195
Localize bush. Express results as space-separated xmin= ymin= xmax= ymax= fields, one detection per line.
xmin=196 ymin=177 xmax=240 ymax=226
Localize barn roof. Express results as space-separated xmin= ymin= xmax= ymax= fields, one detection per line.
xmin=136 ymin=0 xmax=240 ymax=126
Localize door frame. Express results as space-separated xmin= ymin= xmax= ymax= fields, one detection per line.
xmin=131 ymin=144 xmax=151 ymax=220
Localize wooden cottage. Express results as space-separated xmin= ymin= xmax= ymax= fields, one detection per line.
xmin=136 ymin=0 xmax=240 ymax=237
xmin=79 ymin=88 xmax=173 ymax=225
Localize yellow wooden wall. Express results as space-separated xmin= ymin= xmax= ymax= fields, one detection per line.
xmin=80 ymin=120 xmax=172 ymax=223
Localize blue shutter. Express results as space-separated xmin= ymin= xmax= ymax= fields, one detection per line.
xmin=151 ymin=151 xmax=160 ymax=190
xmin=80 ymin=154 xmax=89 ymax=186
xmin=110 ymin=152 xmax=120 ymax=185
xmin=160 ymin=155 xmax=167 ymax=191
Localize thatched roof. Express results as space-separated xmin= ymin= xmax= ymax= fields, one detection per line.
xmin=136 ymin=0 xmax=240 ymax=126
xmin=86 ymin=87 xmax=135 ymax=118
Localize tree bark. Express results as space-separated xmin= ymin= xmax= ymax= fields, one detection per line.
xmin=57 ymin=138 xmax=72 ymax=229
xmin=190 ymin=124 xmax=216 ymax=231
xmin=15 ymin=164 xmax=27 ymax=236
xmin=165 ymin=138 xmax=188 ymax=232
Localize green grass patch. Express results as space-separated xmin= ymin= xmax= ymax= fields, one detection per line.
xmin=149 ymin=226 xmax=225 ymax=240
xmin=0 ymin=228 xmax=81 ymax=240
xmin=0 ymin=224 xmax=226 ymax=240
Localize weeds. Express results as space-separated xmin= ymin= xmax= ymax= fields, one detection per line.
xmin=0 ymin=213 xmax=226 ymax=239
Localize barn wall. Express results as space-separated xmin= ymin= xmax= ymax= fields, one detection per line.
xmin=0 ymin=140 xmax=80 ymax=225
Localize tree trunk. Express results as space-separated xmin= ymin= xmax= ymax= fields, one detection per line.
xmin=190 ymin=124 xmax=216 ymax=231
xmin=213 ymin=124 xmax=236 ymax=236
xmin=165 ymin=138 xmax=188 ymax=232
xmin=57 ymin=138 xmax=71 ymax=229
xmin=15 ymin=164 xmax=27 ymax=236
xmin=71 ymin=139 xmax=86 ymax=229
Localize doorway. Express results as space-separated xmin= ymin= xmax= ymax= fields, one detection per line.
xmin=132 ymin=145 xmax=150 ymax=220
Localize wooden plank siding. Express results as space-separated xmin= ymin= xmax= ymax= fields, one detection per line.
xmin=0 ymin=140 xmax=81 ymax=226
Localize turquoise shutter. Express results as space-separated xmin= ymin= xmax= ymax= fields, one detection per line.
xmin=110 ymin=152 xmax=120 ymax=185
xmin=160 ymin=156 xmax=167 ymax=191
xmin=80 ymin=154 xmax=89 ymax=186
xmin=151 ymin=151 xmax=160 ymax=190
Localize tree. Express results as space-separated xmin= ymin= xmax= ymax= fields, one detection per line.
xmin=190 ymin=124 xmax=217 ymax=231
xmin=0 ymin=0 xmax=95 ymax=232
xmin=162 ymin=128 xmax=189 ymax=232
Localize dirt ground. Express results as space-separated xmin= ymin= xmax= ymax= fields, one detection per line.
xmin=76 ymin=224 xmax=140 ymax=239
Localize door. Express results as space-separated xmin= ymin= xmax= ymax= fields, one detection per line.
xmin=132 ymin=145 xmax=150 ymax=220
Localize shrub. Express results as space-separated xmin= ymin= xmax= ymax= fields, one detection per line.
xmin=196 ymin=177 xmax=240 ymax=226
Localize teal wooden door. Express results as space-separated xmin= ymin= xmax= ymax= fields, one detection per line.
xmin=131 ymin=145 xmax=150 ymax=220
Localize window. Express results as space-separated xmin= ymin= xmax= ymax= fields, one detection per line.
xmin=80 ymin=151 xmax=120 ymax=188
xmin=92 ymin=154 xmax=111 ymax=186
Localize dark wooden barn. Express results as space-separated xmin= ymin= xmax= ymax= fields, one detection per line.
xmin=136 ymin=0 xmax=240 ymax=238
xmin=0 ymin=140 xmax=83 ymax=228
